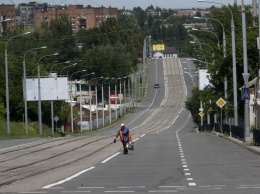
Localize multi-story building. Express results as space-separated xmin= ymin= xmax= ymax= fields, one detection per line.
xmin=34 ymin=5 xmax=118 ymax=33
xmin=174 ymin=9 xmax=210 ymax=17
xmin=16 ymin=2 xmax=46 ymax=26
xmin=0 ymin=4 xmax=16 ymax=36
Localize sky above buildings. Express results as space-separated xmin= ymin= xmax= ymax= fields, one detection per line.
xmin=3 ymin=0 xmax=253 ymax=9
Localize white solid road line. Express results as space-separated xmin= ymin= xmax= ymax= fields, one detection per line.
xmin=101 ymin=152 xmax=120 ymax=163
xmin=42 ymin=166 xmax=95 ymax=189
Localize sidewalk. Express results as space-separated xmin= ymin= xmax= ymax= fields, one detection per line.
xmin=209 ymin=131 xmax=260 ymax=156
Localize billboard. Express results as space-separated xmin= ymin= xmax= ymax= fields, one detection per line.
xmin=153 ymin=44 xmax=165 ymax=51
xmin=26 ymin=77 xmax=69 ymax=101
xmin=198 ymin=69 xmax=213 ymax=90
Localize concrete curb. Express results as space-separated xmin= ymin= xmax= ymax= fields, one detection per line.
xmin=211 ymin=131 xmax=260 ymax=156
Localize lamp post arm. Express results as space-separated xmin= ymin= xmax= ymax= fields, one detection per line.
xmin=191 ymin=29 xmax=220 ymax=49
xmin=60 ymin=63 xmax=77 ymax=75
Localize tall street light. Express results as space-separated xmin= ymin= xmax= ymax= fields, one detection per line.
xmin=193 ymin=16 xmax=226 ymax=57
xmin=143 ymin=35 xmax=151 ymax=97
xmin=23 ymin=46 xmax=47 ymax=136
xmin=115 ymin=78 xmax=121 ymax=121
xmin=122 ymin=76 xmax=128 ymax=114
xmin=194 ymin=16 xmax=228 ymax=123
xmin=50 ymin=61 xmax=70 ymax=72
xmin=190 ymin=28 xmax=220 ymax=48
xmin=88 ymin=77 xmax=103 ymax=129
xmin=38 ymin=52 xmax=59 ymax=135
xmin=108 ymin=78 xmax=115 ymax=124
xmin=5 ymin=31 xmax=31 ymax=135
xmin=128 ymin=75 xmax=131 ymax=110
xmin=101 ymin=77 xmax=109 ymax=127
xmin=198 ymin=0 xmax=238 ymax=126
xmin=79 ymin=72 xmax=95 ymax=131
xmin=190 ymin=41 xmax=215 ymax=58
xmin=70 ymin=70 xmax=86 ymax=133
xmin=49 ymin=60 xmax=70 ymax=134
xmin=241 ymin=0 xmax=250 ymax=140
xmin=60 ymin=63 xmax=77 ymax=75
xmin=95 ymin=77 xmax=104 ymax=129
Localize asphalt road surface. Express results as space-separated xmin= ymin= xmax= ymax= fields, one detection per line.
xmin=1 ymin=58 xmax=260 ymax=194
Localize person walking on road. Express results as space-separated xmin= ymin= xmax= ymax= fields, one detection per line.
xmin=114 ymin=123 xmax=131 ymax=154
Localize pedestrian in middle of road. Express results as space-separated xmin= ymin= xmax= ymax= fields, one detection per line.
xmin=114 ymin=123 xmax=131 ymax=154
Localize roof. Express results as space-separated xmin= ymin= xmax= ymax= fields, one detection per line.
xmin=163 ymin=47 xmax=177 ymax=54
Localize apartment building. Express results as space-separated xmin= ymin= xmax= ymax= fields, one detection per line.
xmin=16 ymin=2 xmax=55 ymax=26
xmin=0 ymin=4 xmax=16 ymax=36
xmin=174 ymin=9 xmax=210 ymax=17
xmin=34 ymin=5 xmax=118 ymax=33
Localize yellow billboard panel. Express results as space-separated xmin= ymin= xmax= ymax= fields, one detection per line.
xmin=153 ymin=44 xmax=165 ymax=51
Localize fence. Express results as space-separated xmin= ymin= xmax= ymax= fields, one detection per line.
xmin=253 ymin=129 xmax=260 ymax=146
xmin=231 ymin=125 xmax=244 ymax=141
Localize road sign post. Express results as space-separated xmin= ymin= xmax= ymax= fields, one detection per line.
xmin=216 ymin=98 xmax=226 ymax=134
xmin=199 ymin=111 xmax=205 ymax=131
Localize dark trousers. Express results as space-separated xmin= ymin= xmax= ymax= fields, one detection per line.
xmin=121 ymin=140 xmax=128 ymax=154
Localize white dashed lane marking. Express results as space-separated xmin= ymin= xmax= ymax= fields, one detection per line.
xmin=175 ymin=112 xmax=196 ymax=187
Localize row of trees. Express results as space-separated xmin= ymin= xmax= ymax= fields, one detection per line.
xmin=186 ymin=4 xmax=259 ymax=126
xmin=0 ymin=5 xmax=196 ymax=130
xmin=0 ymin=14 xmax=144 ymax=128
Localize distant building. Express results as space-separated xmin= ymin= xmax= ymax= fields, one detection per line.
xmin=0 ymin=4 xmax=16 ymax=36
xmin=153 ymin=47 xmax=178 ymax=58
xmin=34 ymin=5 xmax=118 ymax=33
xmin=183 ymin=23 xmax=210 ymax=30
xmin=174 ymin=9 xmax=210 ymax=17
xmin=16 ymin=2 xmax=52 ymax=26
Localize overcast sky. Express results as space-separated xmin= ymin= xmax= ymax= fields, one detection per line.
xmin=3 ymin=0 xmax=254 ymax=9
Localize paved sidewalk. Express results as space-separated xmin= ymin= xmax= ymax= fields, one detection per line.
xmin=210 ymin=131 xmax=260 ymax=156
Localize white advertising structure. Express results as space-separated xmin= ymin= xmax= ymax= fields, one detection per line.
xmin=26 ymin=77 xmax=69 ymax=101
xmin=198 ymin=69 xmax=213 ymax=90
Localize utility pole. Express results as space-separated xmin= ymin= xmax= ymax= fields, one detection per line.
xmin=242 ymin=0 xmax=250 ymax=141
xmin=253 ymin=0 xmax=257 ymax=26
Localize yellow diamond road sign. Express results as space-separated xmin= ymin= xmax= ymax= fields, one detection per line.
xmin=199 ymin=111 xmax=205 ymax=117
xmin=216 ymin=97 xmax=226 ymax=108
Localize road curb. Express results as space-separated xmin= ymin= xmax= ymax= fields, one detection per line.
xmin=211 ymin=131 xmax=260 ymax=156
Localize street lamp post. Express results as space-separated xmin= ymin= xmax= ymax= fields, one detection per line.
xmin=190 ymin=41 xmax=214 ymax=58
xmin=115 ymin=78 xmax=121 ymax=120
xmin=194 ymin=16 xmax=228 ymax=123
xmin=108 ymin=78 xmax=115 ymax=124
xmin=23 ymin=46 xmax=47 ymax=136
xmin=88 ymin=77 xmax=103 ymax=129
xmin=5 ymin=31 xmax=31 ymax=135
xmin=193 ymin=16 xmax=226 ymax=57
xmin=190 ymin=28 xmax=220 ymax=48
xmin=198 ymin=0 xmax=238 ymax=126
xmin=101 ymin=77 xmax=109 ymax=127
xmin=79 ymin=72 xmax=95 ymax=131
xmin=242 ymin=0 xmax=250 ymax=141
xmin=95 ymin=77 xmax=104 ymax=129
xmin=49 ymin=60 xmax=70 ymax=134
xmin=128 ymin=76 xmax=131 ymax=110
xmin=119 ymin=78 xmax=122 ymax=117
xmin=50 ymin=61 xmax=70 ymax=72
xmin=123 ymin=76 xmax=127 ymax=114
xmin=38 ymin=53 xmax=59 ymax=135
xmin=143 ymin=36 xmax=151 ymax=98
xmin=60 ymin=63 xmax=77 ymax=75
xmin=70 ymin=70 xmax=86 ymax=133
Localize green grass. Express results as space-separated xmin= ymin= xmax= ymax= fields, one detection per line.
xmin=0 ymin=106 xmax=141 ymax=138
xmin=0 ymin=118 xmax=65 ymax=138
